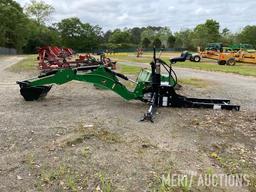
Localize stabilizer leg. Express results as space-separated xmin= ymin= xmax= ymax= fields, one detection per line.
xmin=141 ymin=92 xmax=158 ymax=123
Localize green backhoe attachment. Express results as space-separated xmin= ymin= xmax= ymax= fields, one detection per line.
xmin=17 ymin=49 xmax=240 ymax=122
xmin=17 ymin=65 xmax=176 ymax=102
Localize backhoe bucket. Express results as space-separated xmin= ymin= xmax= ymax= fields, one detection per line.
xmin=17 ymin=81 xmax=52 ymax=101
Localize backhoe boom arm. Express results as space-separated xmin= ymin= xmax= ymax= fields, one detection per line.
xmin=17 ymin=66 xmax=146 ymax=101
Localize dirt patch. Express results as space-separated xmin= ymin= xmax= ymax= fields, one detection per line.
xmin=0 ymin=56 xmax=255 ymax=191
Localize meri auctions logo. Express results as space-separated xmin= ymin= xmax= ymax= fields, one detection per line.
xmin=161 ymin=170 xmax=250 ymax=188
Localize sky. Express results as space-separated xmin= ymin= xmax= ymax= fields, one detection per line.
xmin=16 ymin=0 xmax=256 ymax=32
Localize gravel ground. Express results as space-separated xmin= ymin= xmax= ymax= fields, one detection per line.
xmin=0 ymin=56 xmax=255 ymax=192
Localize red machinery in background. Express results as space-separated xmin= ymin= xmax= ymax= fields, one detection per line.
xmin=37 ymin=46 xmax=116 ymax=72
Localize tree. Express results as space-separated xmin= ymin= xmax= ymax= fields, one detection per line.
xmin=167 ymin=35 xmax=175 ymax=48
xmin=103 ymin=30 xmax=112 ymax=43
xmin=220 ymin=27 xmax=235 ymax=46
xmin=174 ymin=29 xmax=194 ymax=50
xmin=0 ymin=0 xmax=29 ymax=51
xmin=129 ymin=27 xmax=143 ymax=45
xmin=23 ymin=21 xmax=61 ymax=53
xmin=140 ymin=28 xmax=155 ymax=43
xmin=192 ymin=19 xmax=221 ymax=48
xmin=153 ymin=38 xmax=161 ymax=48
xmin=157 ymin=27 xmax=172 ymax=47
xmin=56 ymin=17 xmax=102 ymax=51
xmin=142 ymin=38 xmax=151 ymax=48
xmin=25 ymin=0 xmax=54 ymax=25
xmin=109 ymin=29 xmax=131 ymax=44
xmin=140 ymin=26 xmax=172 ymax=48
xmin=237 ymin=25 xmax=256 ymax=48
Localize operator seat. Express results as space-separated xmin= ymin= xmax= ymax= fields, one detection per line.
xmin=170 ymin=51 xmax=189 ymax=64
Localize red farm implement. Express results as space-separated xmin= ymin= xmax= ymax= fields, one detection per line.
xmin=37 ymin=46 xmax=116 ymax=72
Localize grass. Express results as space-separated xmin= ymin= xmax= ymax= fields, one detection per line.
xmin=109 ymin=54 xmax=151 ymax=63
xmin=80 ymin=146 xmax=90 ymax=158
xmin=174 ymin=60 xmax=256 ymax=77
xmin=109 ymin=53 xmax=256 ymax=77
xmin=24 ymin=153 xmax=36 ymax=169
xmin=7 ymin=53 xmax=256 ymax=77
xmin=35 ymin=164 xmax=88 ymax=191
xmin=207 ymin=143 xmax=256 ymax=191
xmin=7 ymin=54 xmax=37 ymax=72
xmin=179 ymin=78 xmax=209 ymax=88
xmin=62 ymin=124 xmax=122 ymax=147
xmin=35 ymin=162 xmax=113 ymax=192
xmin=152 ymin=171 xmax=192 ymax=192
xmin=98 ymin=174 xmax=112 ymax=192
xmin=117 ymin=64 xmax=141 ymax=74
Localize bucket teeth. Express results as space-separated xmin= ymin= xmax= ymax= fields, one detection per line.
xmin=18 ymin=84 xmax=52 ymax=101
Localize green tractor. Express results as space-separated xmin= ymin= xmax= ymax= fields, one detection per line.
xmin=205 ymin=43 xmax=255 ymax=53
xmin=205 ymin=43 xmax=224 ymax=52
xmin=228 ymin=43 xmax=255 ymax=52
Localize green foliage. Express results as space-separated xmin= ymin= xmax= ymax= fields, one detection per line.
xmin=192 ymin=19 xmax=221 ymax=49
xmin=56 ymin=17 xmax=102 ymax=52
xmin=142 ymin=37 xmax=151 ymax=48
xmin=167 ymin=35 xmax=175 ymax=48
xmin=98 ymin=174 xmax=112 ymax=192
xmin=129 ymin=27 xmax=143 ymax=44
xmin=2 ymin=0 xmax=256 ymax=54
xmin=141 ymin=28 xmax=155 ymax=43
xmin=157 ymin=27 xmax=172 ymax=47
xmin=140 ymin=27 xmax=173 ymax=48
xmin=108 ymin=29 xmax=133 ymax=48
xmin=153 ymin=38 xmax=162 ymax=48
xmin=220 ymin=28 xmax=235 ymax=46
xmin=103 ymin=30 xmax=112 ymax=43
xmin=174 ymin=29 xmax=194 ymax=50
xmin=23 ymin=21 xmax=61 ymax=53
xmin=0 ymin=0 xmax=29 ymax=52
xmin=25 ymin=0 xmax=54 ymax=25
xmin=237 ymin=25 xmax=256 ymax=48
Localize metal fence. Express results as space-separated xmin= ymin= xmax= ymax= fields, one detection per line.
xmin=112 ymin=48 xmax=186 ymax=53
xmin=0 ymin=47 xmax=17 ymax=55
xmin=90 ymin=47 xmax=186 ymax=53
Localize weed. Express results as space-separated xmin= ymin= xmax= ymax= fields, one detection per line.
xmin=248 ymin=176 xmax=256 ymax=192
xmin=152 ymin=171 xmax=192 ymax=192
xmin=66 ymin=175 xmax=78 ymax=192
xmin=80 ymin=146 xmax=90 ymax=158
xmin=24 ymin=153 xmax=36 ymax=169
xmin=205 ymin=167 xmax=214 ymax=176
xmin=98 ymin=174 xmax=112 ymax=192
xmin=74 ymin=124 xmax=122 ymax=144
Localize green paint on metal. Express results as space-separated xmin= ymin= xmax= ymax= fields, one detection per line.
xmin=24 ymin=66 xmax=176 ymax=101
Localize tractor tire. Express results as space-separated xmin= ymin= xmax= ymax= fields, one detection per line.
xmin=218 ymin=60 xmax=226 ymax=65
xmin=226 ymin=58 xmax=236 ymax=66
xmin=193 ymin=55 xmax=201 ymax=62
